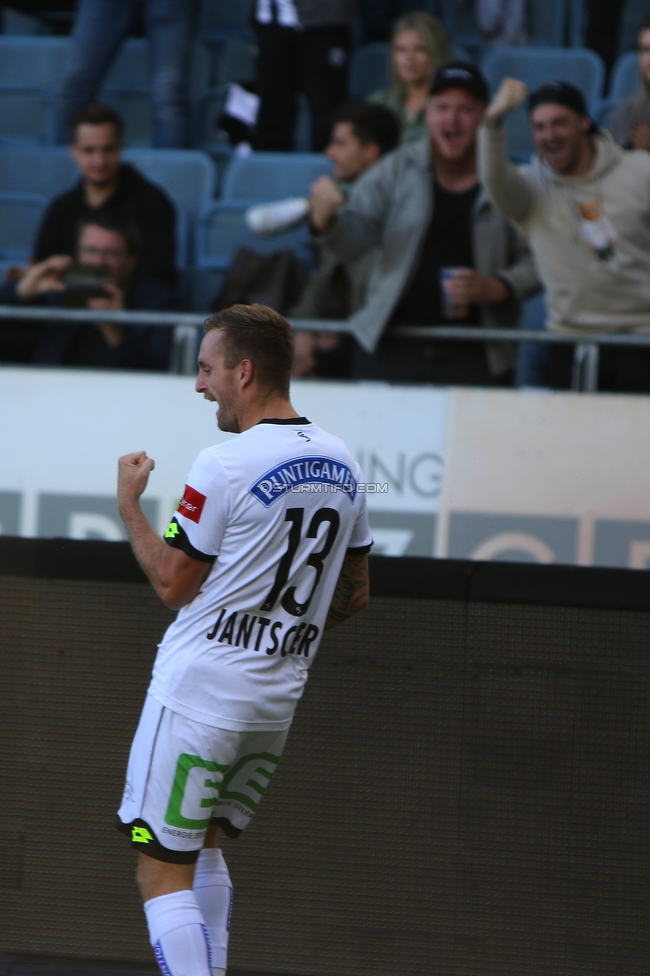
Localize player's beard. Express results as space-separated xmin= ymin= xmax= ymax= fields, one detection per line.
xmin=216 ymin=403 xmax=240 ymax=433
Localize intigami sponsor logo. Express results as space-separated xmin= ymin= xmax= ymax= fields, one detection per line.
xmin=177 ymin=484 xmax=207 ymax=523
xmin=249 ymin=456 xmax=357 ymax=507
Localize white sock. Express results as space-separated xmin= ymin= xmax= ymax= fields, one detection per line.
xmin=144 ymin=889 xmax=214 ymax=976
xmin=193 ymin=848 xmax=233 ymax=975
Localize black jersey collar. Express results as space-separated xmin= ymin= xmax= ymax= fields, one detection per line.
xmin=257 ymin=417 xmax=311 ymax=425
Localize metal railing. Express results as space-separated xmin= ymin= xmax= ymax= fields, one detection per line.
xmin=3 ymin=303 xmax=650 ymax=391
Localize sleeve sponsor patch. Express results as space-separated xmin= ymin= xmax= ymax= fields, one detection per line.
xmin=177 ymin=484 xmax=207 ymax=523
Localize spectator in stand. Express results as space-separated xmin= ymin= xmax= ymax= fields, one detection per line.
xmin=291 ymin=102 xmax=400 ymax=378
xmin=253 ymin=0 xmax=355 ymax=152
xmin=475 ymin=0 xmax=526 ymax=46
xmin=368 ymin=10 xmax=452 ymax=144
xmin=34 ymin=103 xmax=176 ymax=288
xmin=481 ymin=78 xmax=650 ymax=392
xmin=309 ymin=62 xmax=539 ymax=385
xmin=53 ymin=0 xmax=200 ymax=148
xmin=0 ymin=213 xmax=180 ymax=370
xmin=608 ymin=16 xmax=650 ymax=150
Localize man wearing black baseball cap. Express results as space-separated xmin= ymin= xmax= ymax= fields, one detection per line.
xmin=308 ymin=61 xmax=538 ymax=384
xmin=429 ymin=61 xmax=490 ymax=103
xmin=480 ymin=75 xmax=650 ymax=391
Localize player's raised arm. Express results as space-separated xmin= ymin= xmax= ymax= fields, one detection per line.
xmin=325 ymin=549 xmax=370 ymax=631
xmin=117 ymin=450 xmax=211 ymax=609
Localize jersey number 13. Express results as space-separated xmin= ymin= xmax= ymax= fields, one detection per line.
xmin=260 ymin=507 xmax=340 ymax=617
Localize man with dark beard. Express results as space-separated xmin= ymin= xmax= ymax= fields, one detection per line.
xmin=310 ymin=62 xmax=539 ymax=385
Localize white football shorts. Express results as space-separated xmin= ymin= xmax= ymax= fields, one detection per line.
xmin=116 ymin=694 xmax=289 ymax=862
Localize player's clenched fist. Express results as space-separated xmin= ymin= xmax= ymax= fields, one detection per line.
xmin=485 ymin=77 xmax=529 ymax=124
xmin=118 ymin=450 xmax=155 ymax=502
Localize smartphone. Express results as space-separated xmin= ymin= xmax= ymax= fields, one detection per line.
xmin=61 ymin=262 xmax=112 ymax=308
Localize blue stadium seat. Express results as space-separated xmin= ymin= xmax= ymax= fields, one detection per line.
xmin=349 ymin=44 xmax=391 ymax=101
xmin=192 ymin=197 xmax=316 ymax=309
xmin=195 ymin=200 xmax=315 ymax=271
xmin=221 ymin=152 xmax=331 ymax=201
xmin=0 ymin=147 xmax=76 ymax=195
xmin=0 ymin=147 xmax=212 ymax=270
xmin=596 ymin=52 xmax=639 ymax=129
xmin=213 ymin=37 xmax=257 ymax=85
xmin=198 ymin=0 xmax=255 ymax=39
xmin=100 ymin=39 xmax=212 ymax=147
xmin=442 ymin=0 xmax=566 ymax=58
xmin=483 ymin=47 xmax=605 ymax=156
xmin=0 ymin=36 xmax=213 ymax=147
xmin=0 ymin=37 xmax=68 ymax=144
xmin=0 ymin=147 xmax=216 ymax=214
xmin=609 ymin=51 xmax=639 ymax=102
xmin=0 ymin=36 xmax=68 ymax=87
xmin=123 ymin=148 xmax=217 ymax=268
xmin=122 ymin=149 xmax=216 ymax=218
xmin=0 ymin=192 xmax=49 ymax=261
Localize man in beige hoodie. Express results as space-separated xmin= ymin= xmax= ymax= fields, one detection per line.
xmin=480 ymin=78 xmax=650 ymax=391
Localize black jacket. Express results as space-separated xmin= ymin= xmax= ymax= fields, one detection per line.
xmin=33 ymin=163 xmax=177 ymax=287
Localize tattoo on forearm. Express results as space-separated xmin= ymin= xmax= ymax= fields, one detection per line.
xmin=326 ymin=553 xmax=369 ymax=629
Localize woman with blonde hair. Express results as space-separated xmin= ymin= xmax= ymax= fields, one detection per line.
xmin=368 ymin=10 xmax=453 ymax=144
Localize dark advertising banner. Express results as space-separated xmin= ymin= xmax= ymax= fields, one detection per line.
xmin=1 ymin=542 xmax=648 ymax=976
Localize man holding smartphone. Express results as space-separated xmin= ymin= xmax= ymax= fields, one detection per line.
xmin=0 ymin=213 xmax=180 ymax=369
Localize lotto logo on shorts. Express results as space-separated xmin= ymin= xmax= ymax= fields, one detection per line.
xmin=132 ymin=825 xmax=153 ymax=844
xmin=178 ymin=484 xmax=206 ymax=523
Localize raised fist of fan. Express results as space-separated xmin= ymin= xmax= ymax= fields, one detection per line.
xmin=485 ymin=78 xmax=529 ymax=124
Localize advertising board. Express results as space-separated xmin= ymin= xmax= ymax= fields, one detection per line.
xmin=3 ymin=368 xmax=650 ymax=568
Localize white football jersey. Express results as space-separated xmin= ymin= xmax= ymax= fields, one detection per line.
xmin=149 ymin=418 xmax=372 ymax=732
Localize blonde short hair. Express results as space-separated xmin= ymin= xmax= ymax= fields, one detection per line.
xmin=390 ymin=10 xmax=452 ymax=98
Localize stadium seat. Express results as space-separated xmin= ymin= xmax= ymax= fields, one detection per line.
xmin=0 ymin=147 xmax=76 ymax=196
xmin=100 ymin=39 xmax=212 ymax=147
xmin=609 ymin=51 xmax=639 ymax=102
xmin=221 ymin=152 xmax=331 ymax=201
xmin=195 ymin=200 xmax=315 ymax=271
xmin=0 ymin=192 xmax=49 ymax=261
xmin=596 ymin=51 xmax=639 ymax=129
xmin=192 ymin=197 xmax=316 ymax=310
xmin=483 ymin=47 xmax=605 ymax=156
xmin=198 ymin=0 xmax=255 ymax=41
xmin=0 ymin=36 xmax=68 ymax=88
xmin=122 ymin=149 xmax=216 ymax=219
xmin=0 ymin=146 xmax=214 ymax=271
xmin=0 ymin=36 xmax=214 ymax=147
xmin=0 ymin=37 xmax=68 ymax=145
xmin=349 ymin=44 xmax=391 ymax=101
xmin=122 ymin=148 xmax=217 ymax=268
xmin=0 ymin=146 xmax=216 ymax=214
xmin=441 ymin=0 xmax=566 ymax=58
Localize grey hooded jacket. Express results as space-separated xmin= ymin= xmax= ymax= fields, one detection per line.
xmin=321 ymin=137 xmax=540 ymax=374
xmin=480 ymin=125 xmax=650 ymax=334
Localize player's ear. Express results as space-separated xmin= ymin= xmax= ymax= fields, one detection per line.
xmin=239 ymin=358 xmax=255 ymax=387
